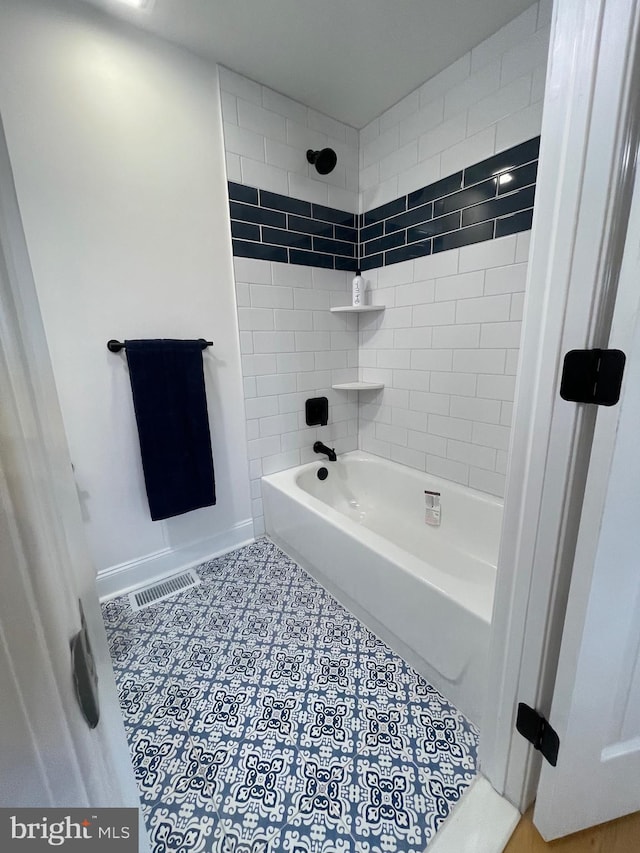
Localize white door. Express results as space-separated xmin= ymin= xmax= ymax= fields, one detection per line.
xmin=0 ymin=115 xmax=144 ymax=833
xmin=532 ymin=151 xmax=640 ymax=840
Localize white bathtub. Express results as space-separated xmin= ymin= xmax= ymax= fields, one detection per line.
xmin=262 ymin=451 xmax=502 ymax=725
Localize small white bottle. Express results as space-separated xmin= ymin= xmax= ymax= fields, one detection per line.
xmin=352 ymin=269 xmax=363 ymax=307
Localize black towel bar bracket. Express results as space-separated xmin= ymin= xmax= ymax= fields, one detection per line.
xmin=107 ymin=339 xmax=213 ymax=353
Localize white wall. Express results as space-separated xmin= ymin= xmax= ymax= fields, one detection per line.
xmin=0 ymin=0 xmax=253 ymax=581
xmin=357 ymin=2 xmax=550 ymax=497
xmin=219 ymin=70 xmax=360 ymax=534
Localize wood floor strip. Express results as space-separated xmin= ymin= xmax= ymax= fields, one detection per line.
xmin=504 ymin=806 xmax=640 ymax=852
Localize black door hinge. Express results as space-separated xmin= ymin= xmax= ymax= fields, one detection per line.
xmin=560 ymin=348 xmax=625 ymax=406
xmin=516 ymin=703 xmax=559 ymax=766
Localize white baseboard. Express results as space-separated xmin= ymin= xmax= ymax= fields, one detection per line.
xmin=96 ymin=519 xmax=254 ymax=601
xmin=426 ymin=776 xmax=520 ymax=853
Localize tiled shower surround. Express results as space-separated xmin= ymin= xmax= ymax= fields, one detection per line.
xmin=229 ymin=137 xmax=538 ymax=272
xmin=220 ymin=64 xmax=361 ymax=535
xmin=221 ymin=2 xmax=551 ymax=520
xmin=104 ymin=539 xmax=478 ymax=853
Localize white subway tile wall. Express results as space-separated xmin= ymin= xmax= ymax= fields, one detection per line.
xmin=220 ymin=67 xmax=359 ymax=214
xmin=358 ymin=232 xmax=532 ymax=497
xmin=233 ymin=258 xmax=358 ymax=535
xmin=356 ymin=3 xmax=548 ymax=497
xmin=358 ymin=4 xmax=549 ymax=213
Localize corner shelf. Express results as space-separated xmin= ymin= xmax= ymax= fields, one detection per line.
xmin=331 ymin=381 xmax=385 ymax=391
xmin=330 ymin=305 xmax=385 ymax=314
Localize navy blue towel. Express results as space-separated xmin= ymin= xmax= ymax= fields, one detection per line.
xmin=124 ymin=339 xmax=216 ymax=521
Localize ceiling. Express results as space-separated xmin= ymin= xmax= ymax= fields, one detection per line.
xmin=83 ymin=0 xmax=534 ymax=128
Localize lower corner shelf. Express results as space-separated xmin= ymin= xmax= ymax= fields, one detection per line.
xmin=331 ymin=381 xmax=385 ymax=391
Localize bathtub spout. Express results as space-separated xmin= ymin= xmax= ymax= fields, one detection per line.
xmin=313 ymin=441 xmax=337 ymax=462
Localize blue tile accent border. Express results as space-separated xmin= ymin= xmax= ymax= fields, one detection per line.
xmin=228 ymin=182 xmax=359 ymax=272
xmin=227 ymin=136 xmax=539 ymax=273
xmin=359 ymin=136 xmax=539 ymax=271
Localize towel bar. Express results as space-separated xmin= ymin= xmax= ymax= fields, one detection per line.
xmin=107 ymin=339 xmax=213 ymax=353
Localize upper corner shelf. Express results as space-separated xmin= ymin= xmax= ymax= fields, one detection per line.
xmin=330 ymin=304 xmax=385 ymax=314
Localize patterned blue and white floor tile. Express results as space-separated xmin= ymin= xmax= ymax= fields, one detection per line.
xmin=102 ymin=538 xmax=478 ymax=852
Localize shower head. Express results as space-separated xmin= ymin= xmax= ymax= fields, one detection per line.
xmin=306 ymin=148 xmax=338 ymax=175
